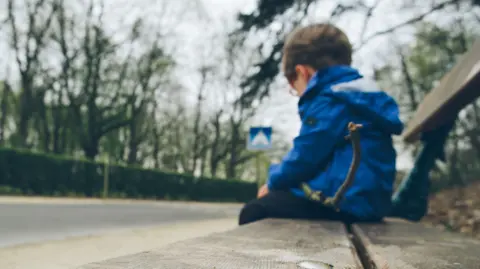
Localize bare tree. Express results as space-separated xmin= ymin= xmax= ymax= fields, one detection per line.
xmin=125 ymin=40 xmax=172 ymax=165
xmin=6 ymin=0 xmax=59 ymax=147
xmin=187 ymin=65 xmax=211 ymax=174
xmin=214 ymin=34 xmax=262 ymax=179
xmin=0 ymin=80 xmax=14 ymax=145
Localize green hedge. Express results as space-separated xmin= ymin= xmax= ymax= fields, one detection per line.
xmin=0 ymin=148 xmax=256 ymax=202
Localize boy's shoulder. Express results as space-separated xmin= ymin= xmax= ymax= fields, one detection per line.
xmin=329 ymin=77 xmax=383 ymax=94
xmin=302 ymin=77 xmax=386 ymax=113
xmin=319 ymin=77 xmax=398 ymax=109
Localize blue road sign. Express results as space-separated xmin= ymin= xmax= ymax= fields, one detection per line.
xmin=248 ymin=127 xmax=272 ymax=151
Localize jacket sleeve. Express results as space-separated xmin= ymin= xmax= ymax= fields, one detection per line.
xmin=267 ymin=97 xmax=349 ymax=191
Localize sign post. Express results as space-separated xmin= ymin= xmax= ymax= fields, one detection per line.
xmin=103 ymin=156 xmax=109 ymax=199
xmin=247 ymin=127 xmax=272 ymax=184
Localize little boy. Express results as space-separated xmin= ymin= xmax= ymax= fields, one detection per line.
xmin=239 ymin=23 xmax=404 ymax=225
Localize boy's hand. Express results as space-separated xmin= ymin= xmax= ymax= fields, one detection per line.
xmin=257 ymin=184 xmax=269 ymax=198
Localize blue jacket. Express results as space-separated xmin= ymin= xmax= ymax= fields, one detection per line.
xmin=267 ymin=65 xmax=403 ymax=220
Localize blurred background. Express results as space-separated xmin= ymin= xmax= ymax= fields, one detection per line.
xmin=0 ymin=0 xmax=479 ymax=239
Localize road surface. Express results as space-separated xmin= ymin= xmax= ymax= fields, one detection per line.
xmin=0 ymin=198 xmax=242 ymax=248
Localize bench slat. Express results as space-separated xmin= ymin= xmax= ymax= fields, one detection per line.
xmin=353 ymin=218 xmax=480 ymax=268
xmin=81 ymin=219 xmax=360 ymax=269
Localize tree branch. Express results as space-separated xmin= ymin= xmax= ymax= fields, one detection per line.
xmin=97 ymin=115 xmax=131 ymax=139
xmin=357 ymin=0 xmax=384 ymax=43
xmin=355 ymin=0 xmax=458 ymax=51
xmin=7 ymin=0 xmax=23 ymax=71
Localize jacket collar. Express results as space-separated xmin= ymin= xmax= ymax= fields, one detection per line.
xmin=299 ymin=65 xmax=362 ymax=104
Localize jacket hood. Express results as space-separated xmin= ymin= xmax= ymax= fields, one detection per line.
xmin=329 ymin=77 xmax=404 ymax=135
xmin=302 ymin=66 xmax=404 ymax=135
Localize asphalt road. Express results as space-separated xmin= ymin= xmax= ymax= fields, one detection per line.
xmin=0 ymin=201 xmax=241 ymax=248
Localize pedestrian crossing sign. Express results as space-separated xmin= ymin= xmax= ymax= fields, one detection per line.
xmin=247 ymin=127 xmax=272 ymax=151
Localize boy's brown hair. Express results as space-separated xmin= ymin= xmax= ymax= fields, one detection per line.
xmin=282 ymin=23 xmax=353 ymax=81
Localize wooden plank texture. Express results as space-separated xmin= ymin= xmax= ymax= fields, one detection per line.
xmin=80 ymin=219 xmax=360 ymax=269
xmin=403 ymin=39 xmax=480 ymax=143
xmin=353 ymin=218 xmax=480 ymax=268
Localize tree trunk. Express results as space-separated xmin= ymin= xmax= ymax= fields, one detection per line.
xmin=18 ymin=75 xmax=33 ymax=147
xmin=210 ymin=113 xmax=222 ymax=177
xmin=399 ymin=51 xmax=419 ymax=114
xmin=190 ymin=68 xmax=208 ymax=174
xmin=200 ymin=148 xmax=207 ymax=177
xmin=84 ymin=141 xmax=99 ymax=160
xmin=153 ymin=135 xmax=160 ymax=169
xmin=52 ymin=91 xmax=64 ymax=154
xmin=37 ymin=91 xmax=51 ymax=152
xmin=127 ymin=122 xmax=139 ymax=165
xmin=0 ymin=81 xmax=12 ymax=145
xmin=226 ymin=120 xmax=240 ymax=179
xmin=448 ymin=128 xmax=462 ymax=186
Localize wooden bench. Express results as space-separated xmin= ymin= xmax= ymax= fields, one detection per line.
xmin=80 ymin=40 xmax=480 ymax=269
xmin=402 ymin=39 xmax=480 ymax=142
xmin=353 ymin=219 xmax=480 ymax=268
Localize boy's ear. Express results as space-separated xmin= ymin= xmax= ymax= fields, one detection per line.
xmin=295 ymin=65 xmax=308 ymax=78
xmin=295 ymin=65 xmax=315 ymax=80
xmin=295 ymin=64 xmax=304 ymax=73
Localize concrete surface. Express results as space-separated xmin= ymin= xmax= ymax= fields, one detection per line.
xmin=0 ymin=218 xmax=237 ymax=269
xmin=0 ymin=196 xmax=242 ymax=269
xmin=0 ymin=196 xmax=242 ymax=247
xmin=80 ymin=219 xmax=359 ymax=269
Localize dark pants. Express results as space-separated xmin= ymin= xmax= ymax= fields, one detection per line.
xmin=239 ymin=190 xmax=360 ymax=225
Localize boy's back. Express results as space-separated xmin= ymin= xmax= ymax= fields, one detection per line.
xmin=239 ymin=23 xmax=403 ymax=225
xmin=283 ymin=66 xmax=403 ymax=220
